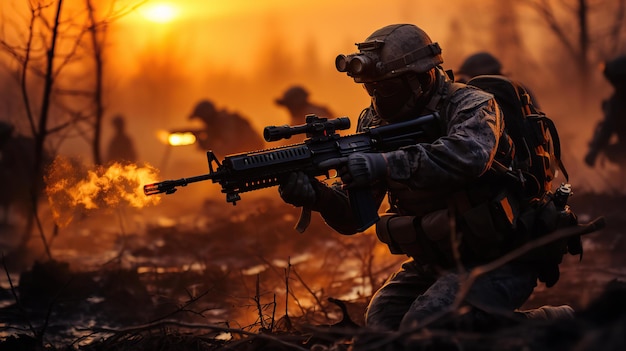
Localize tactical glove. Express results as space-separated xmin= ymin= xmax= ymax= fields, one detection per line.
xmin=337 ymin=152 xmax=388 ymax=188
xmin=278 ymin=171 xmax=317 ymax=207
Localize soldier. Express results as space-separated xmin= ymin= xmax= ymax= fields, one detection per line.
xmin=275 ymin=85 xmax=335 ymax=124
xmin=455 ymin=51 xmax=504 ymax=83
xmin=188 ymin=99 xmax=264 ymax=155
xmin=0 ymin=121 xmax=17 ymax=222
xmin=456 ymin=51 xmax=540 ymax=108
xmin=278 ymin=24 xmax=573 ymax=335
xmin=0 ymin=121 xmax=52 ymax=230
xmin=273 ymin=85 xmax=335 ymax=144
xmin=105 ymin=114 xmax=138 ymax=164
xmin=584 ymin=55 xmax=626 ymax=169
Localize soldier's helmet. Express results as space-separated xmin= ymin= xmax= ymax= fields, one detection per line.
xmin=603 ymin=55 xmax=626 ymax=87
xmin=457 ymin=52 xmax=502 ymax=78
xmin=275 ymin=86 xmax=309 ymax=108
xmin=335 ymin=24 xmax=443 ymax=83
xmin=112 ymin=115 xmax=126 ymax=130
xmin=189 ymin=100 xmax=217 ymax=122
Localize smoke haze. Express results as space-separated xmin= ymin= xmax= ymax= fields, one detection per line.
xmin=1 ymin=0 xmax=625 ymax=194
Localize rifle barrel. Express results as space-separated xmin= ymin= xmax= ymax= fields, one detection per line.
xmin=144 ymin=174 xmax=213 ymax=195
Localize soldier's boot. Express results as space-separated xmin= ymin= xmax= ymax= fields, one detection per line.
xmin=517 ymin=305 xmax=575 ymax=320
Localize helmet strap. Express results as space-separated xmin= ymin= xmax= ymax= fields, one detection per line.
xmin=424 ymin=68 xmax=449 ymax=112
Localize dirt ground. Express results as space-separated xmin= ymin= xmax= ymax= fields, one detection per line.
xmin=0 ymin=189 xmax=625 ymax=350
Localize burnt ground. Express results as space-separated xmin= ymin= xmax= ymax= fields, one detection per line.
xmin=0 ymin=191 xmax=625 ymax=350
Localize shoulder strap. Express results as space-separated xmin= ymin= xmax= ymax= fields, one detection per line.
xmin=537 ymin=115 xmax=569 ymax=182
xmin=513 ymin=81 xmax=570 ymax=184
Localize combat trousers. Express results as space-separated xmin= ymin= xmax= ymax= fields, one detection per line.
xmin=365 ymin=258 xmax=538 ymax=331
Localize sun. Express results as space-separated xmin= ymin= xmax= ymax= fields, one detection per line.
xmin=140 ymin=2 xmax=179 ymax=23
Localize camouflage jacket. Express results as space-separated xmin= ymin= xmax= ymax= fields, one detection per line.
xmin=312 ymin=69 xmax=503 ymax=235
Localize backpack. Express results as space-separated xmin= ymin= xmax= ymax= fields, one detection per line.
xmin=465 ymin=75 xmax=581 ymax=287
xmin=466 ymin=75 xmax=567 ymax=198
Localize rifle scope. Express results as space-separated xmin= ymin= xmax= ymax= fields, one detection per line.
xmin=263 ymin=115 xmax=351 ymax=142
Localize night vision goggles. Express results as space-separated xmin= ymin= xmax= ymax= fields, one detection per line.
xmin=335 ymin=53 xmax=381 ymax=77
xmin=335 ymin=39 xmax=442 ymax=81
xmin=335 ymin=39 xmax=385 ymax=77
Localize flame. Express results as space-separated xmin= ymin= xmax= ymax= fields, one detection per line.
xmin=156 ymin=130 xmax=198 ymax=146
xmin=168 ymin=132 xmax=197 ymax=146
xmin=45 ymin=156 xmax=161 ymax=227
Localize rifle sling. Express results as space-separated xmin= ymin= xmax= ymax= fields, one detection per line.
xmin=295 ymin=206 xmax=312 ymax=233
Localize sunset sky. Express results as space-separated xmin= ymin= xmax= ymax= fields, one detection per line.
xmin=0 ymin=0 xmax=622 ymax=190
xmin=105 ymin=0 xmax=467 ymax=175
xmin=117 ymin=0 xmax=453 ymax=74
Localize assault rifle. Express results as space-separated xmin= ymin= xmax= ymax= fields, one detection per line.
xmin=144 ymin=113 xmax=440 ymax=232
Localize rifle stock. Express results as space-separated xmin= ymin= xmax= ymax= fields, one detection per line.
xmin=144 ymin=113 xmax=440 ymax=231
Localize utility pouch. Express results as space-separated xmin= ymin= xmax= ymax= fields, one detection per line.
xmin=376 ymin=213 xmax=440 ymax=262
xmin=519 ymin=200 xmax=567 ymax=286
xmin=461 ymin=203 xmax=499 ymax=239
xmin=455 ymin=190 xmax=519 ymax=259
xmin=536 ymin=201 xmax=560 ymax=234
xmin=521 ymin=198 xmax=576 ymax=261
xmin=460 ymin=202 xmax=501 ymax=259
xmin=376 ymin=213 xmax=406 ymax=255
xmin=420 ymin=209 xmax=450 ymax=241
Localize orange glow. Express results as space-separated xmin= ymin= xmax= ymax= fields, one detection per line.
xmin=156 ymin=130 xmax=197 ymax=146
xmin=156 ymin=130 xmax=171 ymax=145
xmin=168 ymin=131 xmax=197 ymax=146
xmin=45 ymin=156 xmax=161 ymax=227
xmin=140 ymin=2 xmax=179 ymax=23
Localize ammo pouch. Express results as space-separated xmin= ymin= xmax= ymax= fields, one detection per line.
xmin=520 ymin=197 xmax=583 ymax=287
xmin=376 ymin=188 xmax=539 ymax=264
xmin=516 ymin=194 xmax=581 ymax=287
xmin=376 ymin=210 xmax=453 ymax=264
xmin=451 ymin=189 xmax=520 ymax=260
xmin=517 ymin=198 xmax=580 ymax=256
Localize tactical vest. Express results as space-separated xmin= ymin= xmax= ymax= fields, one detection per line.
xmin=375 ymin=78 xmax=514 ymax=267
xmin=375 ymin=77 xmax=580 ymax=287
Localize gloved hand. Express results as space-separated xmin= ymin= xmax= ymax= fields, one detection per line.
xmin=337 ymin=152 xmax=388 ymax=188
xmin=278 ymin=171 xmax=317 ymax=207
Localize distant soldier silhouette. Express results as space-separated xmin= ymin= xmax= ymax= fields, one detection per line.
xmin=105 ymin=115 xmax=138 ymax=164
xmin=455 ymin=52 xmax=504 ymax=83
xmin=585 ymin=55 xmax=626 ymax=169
xmin=188 ymin=99 xmax=264 ymax=155
xmin=456 ymin=51 xmax=540 ymax=108
xmin=275 ymin=85 xmax=334 ymax=122
xmin=0 ymin=121 xmax=17 ymax=223
xmin=274 ymin=85 xmax=335 ymax=144
xmin=0 ymin=121 xmax=52 ymax=225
